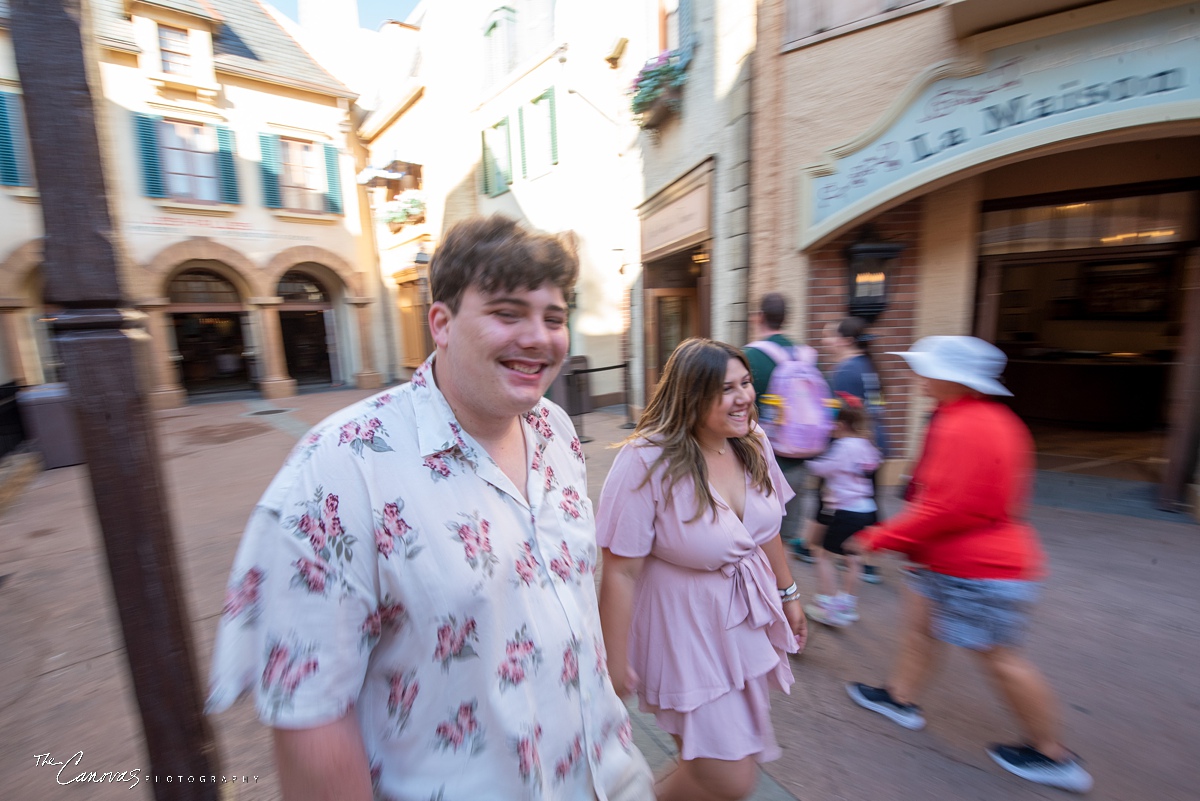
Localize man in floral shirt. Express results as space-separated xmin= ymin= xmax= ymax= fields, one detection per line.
xmin=207 ymin=217 xmax=653 ymax=801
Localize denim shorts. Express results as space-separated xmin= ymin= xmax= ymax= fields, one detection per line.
xmin=907 ymin=569 xmax=1040 ymax=651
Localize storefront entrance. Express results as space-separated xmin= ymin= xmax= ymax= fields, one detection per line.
xmin=976 ymin=186 xmax=1198 ymax=484
xmin=643 ymin=245 xmax=707 ymax=390
xmin=277 ymin=270 xmax=336 ymax=387
xmin=172 ymin=312 xmax=254 ymax=396
xmin=167 ymin=267 xmax=256 ymax=397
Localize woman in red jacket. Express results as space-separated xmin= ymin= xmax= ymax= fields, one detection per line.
xmin=843 ymin=336 xmax=1092 ymax=794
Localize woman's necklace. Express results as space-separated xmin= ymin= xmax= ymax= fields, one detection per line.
xmin=700 ymin=441 xmax=727 ymax=456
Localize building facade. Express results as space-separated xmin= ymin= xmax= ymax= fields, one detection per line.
xmin=0 ymin=0 xmax=386 ymax=410
xmin=753 ymin=0 xmax=1200 ymax=514
xmin=357 ymin=0 xmax=653 ymax=406
xmin=631 ymin=0 xmax=757 ymax=408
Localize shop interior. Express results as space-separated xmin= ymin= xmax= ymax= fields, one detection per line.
xmin=642 ymin=243 xmax=709 ymax=390
xmin=979 ymin=189 xmax=1196 ymax=482
xmin=172 ymin=312 xmax=253 ymax=397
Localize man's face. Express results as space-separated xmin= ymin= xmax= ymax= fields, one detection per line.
xmin=430 ymin=282 xmax=569 ymax=423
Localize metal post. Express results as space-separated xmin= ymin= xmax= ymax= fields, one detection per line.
xmin=621 ymin=359 xmax=637 ymax=429
xmin=10 ymin=2 xmax=220 ymax=798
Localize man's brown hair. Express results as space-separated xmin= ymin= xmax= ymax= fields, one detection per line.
xmin=429 ymin=215 xmax=579 ymax=312
xmin=759 ymin=292 xmax=787 ymax=330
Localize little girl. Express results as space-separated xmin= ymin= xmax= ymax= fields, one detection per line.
xmin=804 ymin=394 xmax=881 ymax=627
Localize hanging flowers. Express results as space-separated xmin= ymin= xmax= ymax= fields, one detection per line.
xmin=629 ymin=50 xmax=687 ymax=128
xmin=381 ymin=189 xmax=426 ymax=228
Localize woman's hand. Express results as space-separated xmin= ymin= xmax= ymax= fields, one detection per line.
xmin=784 ymin=598 xmax=807 ymax=653
xmin=609 ymin=665 xmax=640 ymax=700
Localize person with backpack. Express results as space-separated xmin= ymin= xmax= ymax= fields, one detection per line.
xmin=744 ymin=294 xmax=834 ymax=560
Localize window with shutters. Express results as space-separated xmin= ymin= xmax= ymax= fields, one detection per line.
xmin=484 ymin=8 xmax=517 ymax=89
xmin=521 ymin=88 xmax=557 ymax=180
xmin=481 ymin=119 xmax=512 ymax=197
xmin=160 ymin=120 xmax=219 ymax=202
xmin=659 ymin=0 xmax=680 ymax=52
xmin=785 ymin=0 xmax=929 ymax=47
xmin=279 ymin=138 xmax=326 ymax=212
xmin=159 ymin=25 xmax=192 ymax=76
xmin=0 ymin=92 xmax=34 ymax=188
xmin=483 ymin=1 xmax=555 ymax=90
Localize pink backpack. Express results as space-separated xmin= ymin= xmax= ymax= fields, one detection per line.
xmin=747 ymin=340 xmax=835 ymax=458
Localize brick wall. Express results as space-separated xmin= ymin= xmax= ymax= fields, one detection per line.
xmin=806 ymin=198 xmax=923 ymax=460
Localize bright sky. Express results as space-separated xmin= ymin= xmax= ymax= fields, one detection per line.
xmin=268 ymin=0 xmax=422 ymax=30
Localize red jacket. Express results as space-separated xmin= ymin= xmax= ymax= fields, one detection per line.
xmin=862 ymin=396 xmax=1045 ymax=580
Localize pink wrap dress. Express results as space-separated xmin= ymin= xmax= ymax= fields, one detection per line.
xmin=596 ymin=437 xmax=798 ymax=762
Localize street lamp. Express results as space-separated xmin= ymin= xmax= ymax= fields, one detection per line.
xmin=844 ymin=225 xmax=905 ymax=323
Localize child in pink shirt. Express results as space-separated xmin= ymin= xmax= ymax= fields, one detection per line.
xmin=804 ymin=395 xmax=881 ymax=627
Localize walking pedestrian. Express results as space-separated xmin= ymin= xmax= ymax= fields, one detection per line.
xmin=816 ymin=316 xmax=888 ymax=583
xmin=597 ymin=338 xmax=806 ymax=801
xmin=802 ymin=394 xmax=881 ymax=628
xmin=743 ymin=293 xmax=823 ymax=561
xmin=205 ymin=216 xmax=653 ymax=801
xmin=842 ymin=335 xmax=1093 ymax=794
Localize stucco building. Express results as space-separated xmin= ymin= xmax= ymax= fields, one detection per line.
xmin=355 ymin=0 xmax=652 ymax=405
xmin=0 ymin=0 xmax=386 ymax=410
xmin=630 ymin=0 xmax=757 ymax=407
xmin=753 ymin=0 xmax=1200 ymax=513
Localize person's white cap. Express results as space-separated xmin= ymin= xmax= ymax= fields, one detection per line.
xmin=886 ymin=336 xmax=1013 ymax=397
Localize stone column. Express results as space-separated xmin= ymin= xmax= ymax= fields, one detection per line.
xmin=250 ymin=297 xmax=297 ymax=400
xmin=0 ymin=301 xmax=30 ymax=386
xmin=347 ymin=296 xmax=383 ymax=390
xmin=138 ymin=298 xmax=187 ymax=410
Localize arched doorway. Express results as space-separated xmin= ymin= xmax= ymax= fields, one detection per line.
xmin=277 ymin=269 xmax=335 ymax=386
xmin=167 ymin=266 xmax=254 ymax=396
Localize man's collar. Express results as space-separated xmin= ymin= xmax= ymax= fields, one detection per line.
xmin=410 ymin=354 xmax=551 ymax=460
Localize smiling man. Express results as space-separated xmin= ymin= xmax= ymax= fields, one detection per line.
xmin=206 ymin=216 xmax=653 ymax=801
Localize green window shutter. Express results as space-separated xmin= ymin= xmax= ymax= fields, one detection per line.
xmin=323 ymin=143 xmax=343 ymax=215
xmin=134 ymin=112 xmax=167 ymax=198
xmin=678 ymin=0 xmax=695 ymax=68
xmin=500 ymin=117 xmax=512 ymax=185
xmin=517 ymin=106 xmax=527 ymax=179
xmin=259 ymin=133 xmax=282 ymax=208
xmin=545 ymin=87 xmax=558 ymax=165
xmin=481 ymin=130 xmax=495 ymax=195
xmin=0 ymin=94 xmax=23 ymax=187
xmin=215 ymin=125 xmax=240 ymax=205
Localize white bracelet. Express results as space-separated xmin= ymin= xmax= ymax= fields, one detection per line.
xmin=778 ymin=581 xmax=798 ymax=598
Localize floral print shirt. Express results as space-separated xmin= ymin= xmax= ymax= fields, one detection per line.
xmin=207 ymin=357 xmax=637 ymax=801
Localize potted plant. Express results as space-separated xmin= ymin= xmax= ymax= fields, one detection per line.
xmin=382 ymin=190 xmax=426 ymax=232
xmin=630 ymin=49 xmax=687 ymax=129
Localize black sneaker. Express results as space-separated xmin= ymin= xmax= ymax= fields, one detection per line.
xmin=845 ymin=683 xmax=926 ymax=730
xmin=789 ymin=541 xmax=815 ymax=563
xmin=862 ymin=564 xmax=882 ymax=584
xmin=987 ymin=744 xmax=1093 ymax=793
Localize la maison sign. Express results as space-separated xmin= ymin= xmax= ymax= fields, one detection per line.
xmin=802 ymin=3 xmax=1200 ymax=247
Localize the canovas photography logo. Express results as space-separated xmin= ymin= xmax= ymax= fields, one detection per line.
xmin=33 ymin=751 xmax=260 ymax=789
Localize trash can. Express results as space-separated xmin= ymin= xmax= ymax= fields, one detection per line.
xmin=563 ymin=356 xmax=594 ymax=417
xmin=17 ymin=383 xmax=85 ymax=469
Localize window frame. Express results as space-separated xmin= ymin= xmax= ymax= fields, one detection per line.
xmin=159 ymin=118 xmax=220 ymax=204
xmin=782 ymin=0 xmax=938 ymax=52
xmin=158 ymin=24 xmax=192 ymax=76
xmin=278 ymin=137 xmax=327 ymax=213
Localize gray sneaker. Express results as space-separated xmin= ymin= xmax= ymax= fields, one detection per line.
xmin=846 ymin=683 xmax=926 ymax=730
xmin=987 ymin=744 xmax=1093 ymax=793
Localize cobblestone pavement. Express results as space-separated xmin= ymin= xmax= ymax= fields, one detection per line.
xmin=1 ymin=388 xmax=1198 ymax=800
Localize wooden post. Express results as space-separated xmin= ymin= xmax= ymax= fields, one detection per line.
xmin=9 ymin=2 xmax=220 ymax=798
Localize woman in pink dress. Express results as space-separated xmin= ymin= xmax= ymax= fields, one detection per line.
xmin=597 ymin=338 xmax=807 ymax=801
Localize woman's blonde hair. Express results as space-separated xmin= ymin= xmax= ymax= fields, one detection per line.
xmin=630 ymin=338 xmax=775 ymax=522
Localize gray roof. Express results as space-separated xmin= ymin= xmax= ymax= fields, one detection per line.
xmin=0 ymin=1 xmax=138 ymax=50
xmin=138 ymin=0 xmax=222 ymax=22
xmin=1 ymin=0 xmax=351 ymax=98
xmin=208 ymin=0 xmax=353 ymax=98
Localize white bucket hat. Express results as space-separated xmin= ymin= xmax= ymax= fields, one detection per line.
xmin=887 ymin=336 xmax=1013 ymax=397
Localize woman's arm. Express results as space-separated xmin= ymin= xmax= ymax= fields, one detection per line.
xmin=598 ymin=548 xmax=645 ymax=698
xmin=761 ymin=535 xmax=806 ymax=642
